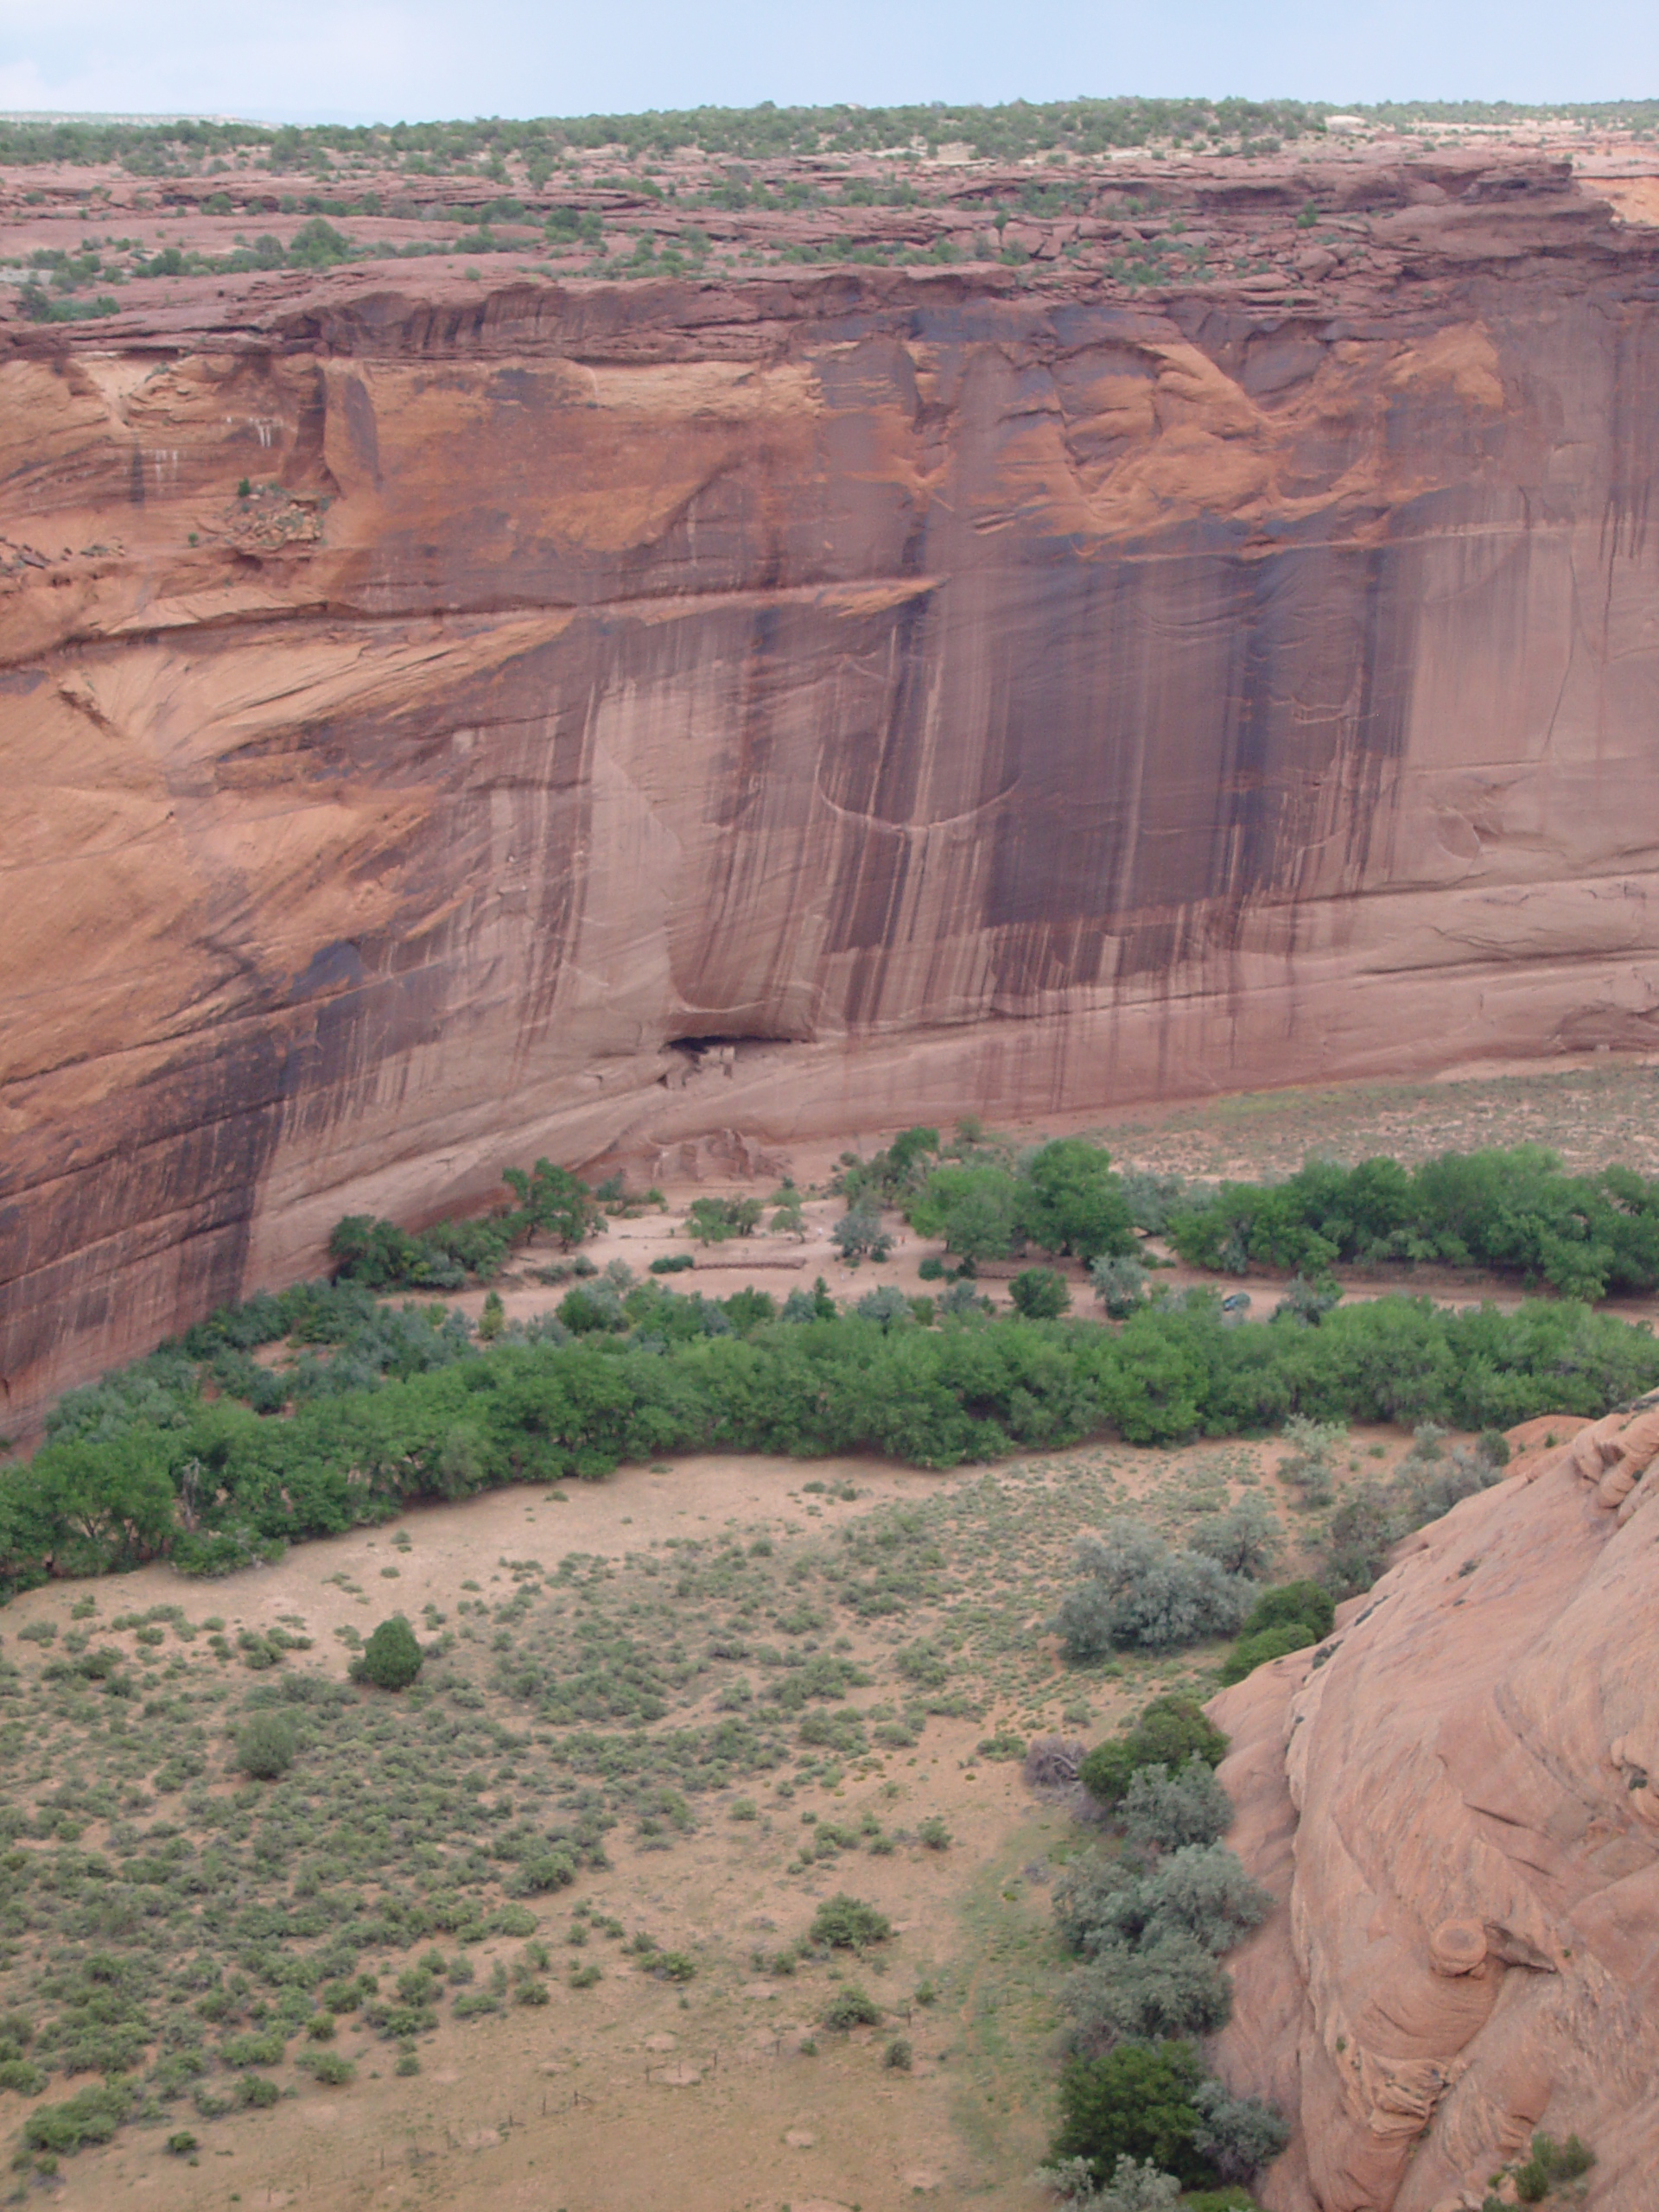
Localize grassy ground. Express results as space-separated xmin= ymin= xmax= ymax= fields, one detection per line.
xmin=0 ymin=1424 xmax=1386 ymax=2211
xmin=1088 ymin=1056 xmax=1659 ymax=1181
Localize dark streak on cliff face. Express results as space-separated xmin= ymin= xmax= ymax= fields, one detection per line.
xmin=0 ymin=1027 xmax=289 ymax=1418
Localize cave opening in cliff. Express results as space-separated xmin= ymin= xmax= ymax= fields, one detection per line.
xmin=666 ymin=1033 xmax=807 ymax=1056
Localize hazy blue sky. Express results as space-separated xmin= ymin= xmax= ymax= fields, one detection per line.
xmin=0 ymin=0 xmax=1654 ymax=126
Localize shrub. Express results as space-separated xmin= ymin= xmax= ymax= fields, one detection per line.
xmin=1054 ymin=1850 xmax=1136 ymax=1955
xmin=771 ymin=1195 xmax=806 ymax=1237
xmin=1217 ymin=1624 xmax=1313 ymax=1684
xmin=1402 ymin=1440 xmax=1507 ymax=1525
xmin=301 ymin=2049 xmax=355 ymax=2086
xmin=1043 ymin=2155 xmax=1184 ymax=2211
xmin=649 ymin=1252 xmax=695 ymax=1274
xmin=221 ymin=2031 xmax=285 ymax=2068
xmin=686 ymin=1196 xmax=763 ymax=1243
xmin=1117 ymin=1169 xmax=1186 ymax=1236
xmin=1061 ymin=1523 xmax=1249 ymax=1658
xmin=1277 ymin=1414 xmax=1344 ymax=1505
xmin=977 ymin=1727 xmax=1027 ymax=1762
xmin=810 ymin=1895 xmax=892 ymax=1950
xmin=1010 ymin=1267 xmax=1071 ymax=1319
xmin=842 ymin=1126 xmax=940 ymax=1204
xmin=1188 ymin=1497 xmax=1281 ymax=1580
xmin=12 ymin=1274 xmax=1659 ymax=1610
xmin=883 ymin=2034 xmax=912 ymax=2070
xmin=235 ymin=1711 xmax=296 ymax=1780
xmin=821 ymin=1985 xmax=881 ymax=2029
xmin=353 ymin=1615 xmax=423 ymax=1691
xmin=1064 ymin=1929 xmax=1228 ymax=2047
xmin=1513 ymin=2133 xmax=1594 ymax=2202
xmin=855 ymin=1285 xmax=913 ymax=1330
xmin=327 ymin=1213 xmax=466 ymax=1292
xmin=831 ymin=1195 xmax=892 ymax=1262
xmin=1050 ymin=2040 xmax=1211 ymax=2190
xmin=1166 ymin=1143 xmax=1659 ymax=1303
xmin=1118 ymin=1758 xmax=1233 ymax=1852
xmin=557 ymin=1283 xmax=625 ymax=1334
xmin=1145 ymin=1845 xmax=1271 ymax=1953
xmin=1192 ymin=2077 xmax=1291 ymax=2182
xmin=514 ymin=1847 xmax=576 ymax=1893
xmin=916 ymin=1815 xmax=951 ymax=1851
xmin=287 ymin=216 xmax=352 ymax=268
xmin=1091 ymin=1255 xmax=1148 ymax=1319
xmin=26 ymin=2083 xmax=131 ymax=2153
xmin=1273 ymin=1274 xmax=1341 ymax=1325
xmin=1023 ymin=1737 xmax=1084 ymax=1789
xmin=906 ymin=1162 xmax=1022 ymax=1259
xmin=1322 ymin=1480 xmax=1395 ymax=1596
xmin=1056 ymin=1845 xmax=1266 ymax=2044
xmin=501 ymin=1159 xmax=601 ymax=1248
xmin=1079 ymin=1696 xmax=1229 ymax=1810
xmin=1240 ymin=1580 xmax=1335 ymax=1642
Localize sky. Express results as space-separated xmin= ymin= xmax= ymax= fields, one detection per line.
xmin=0 ymin=0 xmax=1654 ymax=128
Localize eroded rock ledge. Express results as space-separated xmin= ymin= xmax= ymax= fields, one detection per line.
xmin=1211 ymin=1408 xmax=1659 ymax=2211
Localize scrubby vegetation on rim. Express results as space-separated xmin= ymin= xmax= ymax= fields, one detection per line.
xmin=3 ymin=98 xmax=1656 ymax=176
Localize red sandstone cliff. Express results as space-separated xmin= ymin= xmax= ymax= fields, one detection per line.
xmin=3 ymin=149 xmax=1659 ymax=1424
xmin=1211 ymin=1410 xmax=1659 ymax=2212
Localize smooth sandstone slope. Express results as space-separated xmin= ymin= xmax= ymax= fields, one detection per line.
xmin=1211 ymin=1408 xmax=1659 ymax=2212
xmin=3 ymin=151 xmax=1659 ymax=1423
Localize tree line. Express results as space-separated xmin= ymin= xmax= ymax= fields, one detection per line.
xmin=1159 ymin=1147 xmax=1659 ymax=1303
xmin=3 ymin=1271 xmax=1656 ymax=1600
xmin=890 ymin=1132 xmax=1659 ymax=1306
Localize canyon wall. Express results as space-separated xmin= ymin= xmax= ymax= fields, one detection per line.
xmin=1211 ymin=1409 xmax=1659 ymax=2212
xmin=4 ymin=161 xmax=1659 ymax=1422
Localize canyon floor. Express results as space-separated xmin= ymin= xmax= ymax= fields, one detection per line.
xmin=3 ymin=1424 xmax=1420 ymax=2212
xmin=455 ymin=1052 xmax=1659 ymax=1346
xmin=3 ymin=1057 xmax=1654 ymax=2207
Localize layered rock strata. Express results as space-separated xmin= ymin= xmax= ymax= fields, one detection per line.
xmin=1211 ymin=1408 xmax=1659 ymax=2211
xmin=3 ymin=151 xmax=1659 ymax=1421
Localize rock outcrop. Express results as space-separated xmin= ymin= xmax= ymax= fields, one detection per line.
xmin=3 ymin=147 xmax=1659 ymax=1424
xmin=1210 ymin=1408 xmax=1659 ymax=2211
